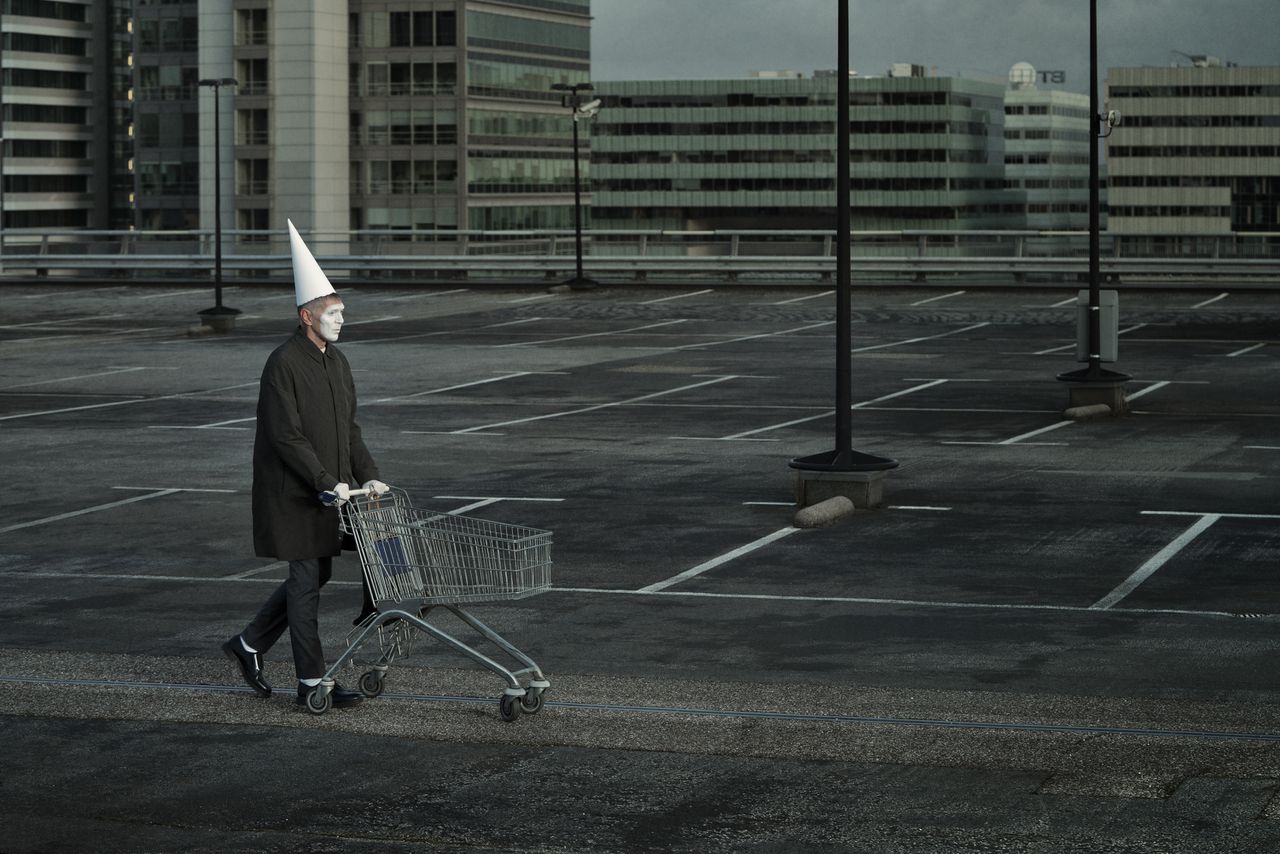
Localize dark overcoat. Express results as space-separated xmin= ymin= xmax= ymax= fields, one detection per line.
xmin=252 ymin=327 xmax=380 ymax=559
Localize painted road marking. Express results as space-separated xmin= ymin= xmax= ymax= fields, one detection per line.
xmin=707 ymin=379 xmax=949 ymax=441
xmin=418 ymin=375 xmax=742 ymax=436
xmin=0 ymin=489 xmax=181 ymax=535
xmin=1191 ymin=292 xmax=1229 ymax=309
xmin=639 ymin=526 xmax=802 ymax=593
xmin=0 ymin=381 xmax=259 ymax=423
xmin=908 ymin=290 xmax=965 ymax=306
xmin=638 ymin=289 xmax=712 ymax=305
xmin=851 ymin=322 xmax=989 ymax=353
xmin=0 ymin=366 xmax=150 ymax=391
xmin=1090 ymin=514 xmax=1222 ymax=610
xmin=676 ymin=321 xmax=835 ymax=351
xmin=1227 ymin=343 xmax=1266 ymax=357
xmin=770 ymin=290 xmax=834 ymax=305
xmin=373 ymin=372 xmax=533 ymax=403
xmin=497 ymin=319 xmax=689 ymax=348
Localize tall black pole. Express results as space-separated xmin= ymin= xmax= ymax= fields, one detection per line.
xmin=213 ymin=83 xmax=224 ymax=309
xmin=834 ymin=0 xmax=852 ymax=465
xmin=571 ymin=109 xmax=585 ymax=284
xmin=1086 ymin=0 xmax=1101 ymax=375
xmin=789 ymin=0 xmax=896 ymax=475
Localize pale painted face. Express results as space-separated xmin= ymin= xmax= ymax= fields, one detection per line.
xmin=315 ymin=301 xmax=345 ymax=343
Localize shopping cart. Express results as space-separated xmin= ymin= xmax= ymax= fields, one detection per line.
xmin=301 ymin=487 xmax=552 ymax=720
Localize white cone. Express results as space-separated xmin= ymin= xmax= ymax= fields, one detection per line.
xmin=288 ymin=219 xmax=336 ymax=306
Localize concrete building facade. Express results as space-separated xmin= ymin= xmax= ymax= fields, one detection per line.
xmin=1003 ymin=62 xmax=1094 ymax=230
xmin=589 ymin=68 xmax=1025 ymax=232
xmin=1106 ymin=59 xmax=1280 ymax=237
xmin=1 ymin=0 xmax=131 ymax=230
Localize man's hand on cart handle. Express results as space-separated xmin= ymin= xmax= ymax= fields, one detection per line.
xmin=319 ymin=482 xmax=367 ymax=506
xmin=362 ymin=479 xmax=390 ymax=497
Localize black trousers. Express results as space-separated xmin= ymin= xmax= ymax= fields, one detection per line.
xmin=242 ymin=557 xmax=333 ymax=681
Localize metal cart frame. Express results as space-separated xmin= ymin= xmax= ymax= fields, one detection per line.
xmin=303 ymin=488 xmax=552 ymax=720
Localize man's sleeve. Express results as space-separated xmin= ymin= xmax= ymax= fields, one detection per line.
xmin=261 ymin=359 xmax=337 ymax=491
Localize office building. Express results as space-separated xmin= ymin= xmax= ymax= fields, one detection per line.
xmin=184 ymin=0 xmax=590 ymax=244
xmin=590 ymin=66 xmax=1025 ymax=231
xmin=1003 ymin=62 xmax=1094 ymax=230
xmin=1 ymin=0 xmax=131 ymax=230
xmin=1106 ymin=58 xmax=1280 ymax=236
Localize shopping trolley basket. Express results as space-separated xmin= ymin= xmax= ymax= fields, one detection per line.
xmin=302 ymin=487 xmax=552 ymax=720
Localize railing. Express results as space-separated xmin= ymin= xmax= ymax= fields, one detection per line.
xmin=0 ymin=229 xmax=1275 ymax=284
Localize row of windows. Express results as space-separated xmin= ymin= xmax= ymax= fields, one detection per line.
xmin=1110 ymin=145 xmax=1280 ymax=158
xmin=3 ymin=139 xmax=87 ymax=158
xmin=138 ymin=161 xmax=197 ymax=195
xmin=1109 ymin=176 xmax=1280 ymax=192
xmin=1005 ymin=105 xmax=1091 ymax=119
xmin=1110 ymin=85 xmax=1280 ymax=98
xmin=2 ymin=67 xmax=86 ymax=90
xmin=596 ymin=120 xmax=993 ymax=138
xmin=3 ymin=0 xmax=84 ymax=21
xmin=136 ymin=17 xmax=197 ymax=52
xmin=2 ymin=31 xmax=86 ymax=56
xmin=136 ymin=111 xmax=199 ymax=147
xmin=1005 ymin=154 xmax=1091 ymax=164
xmin=468 ymin=153 xmax=578 ymax=195
xmin=3 ymin=174 xmax=88 ymax=193
xmin=356 ymin=206 xmax=460 ymax=231
xmin=606 ymin=91 xmax=975 ymax=109
xmin=349 ymin=10 xmax=456 ymax=49
xmin=354 ymin=159 xmax=459 ymax=196
xmin=1109 ymin=205 xmax=1231 ymax=217
xmin=1120 ymin=115 xmax=1280 ymax=128
xmin=1008 ymin=179 xmax=1089 ymax=189
xmin=136 ymin=65 xmax=198 ymax=101
xmin=4 ymin=103 xmax=87 ymax=124
xmin=466 ymin=11 xmax=589 ymax=59
xmin=1005 ymin=129 xmax=1092 ymax=141
xmin=352 ymin=62 xmax=457 ymax=98
xmin=350 ymin=109 xmax=458 ymax=147
xmin=593 ymin=148 xmax=993 ymax=166
xmin=597 ymin=177 xmax=1008 ymax=193
xmin=467 ymin=58 xmax=588 ymax=102
xmin=4 ymin=209 xmax=88 ymax=229
xmin=594 ymin=204 xmax=1026 ymax=221
xmin=468 ymin=109 xmax=574 ymax=143
xmin=468 ymin=206 xmax=578 ymax=230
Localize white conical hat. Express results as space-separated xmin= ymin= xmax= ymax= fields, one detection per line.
xmin=288 ymin=219 xmax=337 ymax=306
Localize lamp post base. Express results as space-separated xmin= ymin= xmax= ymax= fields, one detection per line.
xmin=198 ymin=305 xmax=243 ymax=334
xmin=564 ymin=275 xmax=598 ymax=291
xmin=789 ymin=449 xmax=898 ymax=509
xmin=1057 ymin=367 xmax=1131 ymax=414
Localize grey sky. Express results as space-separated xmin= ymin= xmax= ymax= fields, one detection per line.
xmin=590 ymin=0 xmax=1279 ymax=92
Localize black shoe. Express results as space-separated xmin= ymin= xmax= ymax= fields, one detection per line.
xmin=296 ymin=682 xmax=363 ymax=708
xmin=222 ymin=636 xmax=271 ymax=697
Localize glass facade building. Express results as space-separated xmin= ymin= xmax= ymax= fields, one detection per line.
xmin=1003 ymin=66 xmax=1094 ymax=230
xmin=1106 ymin=60 xmax=1280 ymax=236
xmin=1 ymin=0 xmax=131 ymax=229
xmin=590 ymin=69 xmax=1025 ymax=231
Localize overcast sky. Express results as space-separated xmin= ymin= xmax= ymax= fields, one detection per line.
xmin=590 ymin=0 xmax=1278 ymax=92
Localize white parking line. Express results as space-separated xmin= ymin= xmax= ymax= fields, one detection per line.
xmin=1125 ymin=381 xmax=1170 ymax=403
xmin=1033 ymin=323 xmax=1148 ymax=356
xmin=770 ymin=290 xmax=833 ymax=305
xmin=0 ymin=381 xmax=259 ymax=423
xmin=852 ymin=322 xmax=989 ymax=353
xmin=1227 ymin=343 xmax=1266 ymax=357
xmin=1090 ymin=514 xmax=1222 ymax=610
xmin=639 ymin=526 xmax=801 ymax=593
xmin=373 ymin=372 xmax=532 ymax=403
xmin=908 ymin=290 xmax=965 ymax=307
xmin=420 ymin=375 xmax=741 ymax=435
xmin=343 ymin=315 xmax=401 ymax=326
xmin=709 ymin=379 xmax=949 ymax=441
xmin=676 ymin=321 xmax=835 ymax=351
xmin=0 ymin=314 xmax=127 ymax=330
xmin=507 ymin=294 xmax=556 ymax=303
xmin=1191 ymin=292 xmax=1229 ymax=309
xmin=0 ymin=489 xmax=181 ymax=535
xmin=0 ymin=366 xmax=150 ymax=391
xmin=381 ymin=289 xmax=468 ymax=302
xmin=638 ymin=289 xmax=712 ymax=305
xmin=497 ymin=319 xmax=688 ymax=348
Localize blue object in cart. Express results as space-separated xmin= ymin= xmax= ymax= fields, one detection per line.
xmin=374 ymin=536 xmax=412 ymax=577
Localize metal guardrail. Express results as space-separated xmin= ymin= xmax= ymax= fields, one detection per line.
xmin=0 ymin=228 xmax=1276 ymax=284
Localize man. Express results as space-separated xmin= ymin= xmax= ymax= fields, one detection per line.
xmin=223 ymin=220 xmax=388 ymax=709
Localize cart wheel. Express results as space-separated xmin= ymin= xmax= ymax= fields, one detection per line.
xmin=358 ymin=670 xmax=385 ymax=698
xmin=305 ymin=689 xmax=331 ymax=716
xmin=499 ymin=694 xmax=522 ymax=722
xmin=519 ymin=689 xmax=544 ymax=715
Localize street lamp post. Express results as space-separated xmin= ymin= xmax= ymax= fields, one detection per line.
xmin=788 ymin=0 xmax=897 ymax=501
xmin=1056 ymin=0 xmax=1129 ymax=402
xmin=551 ymin=82 xmax=599 ymax=290
xmin=198 ymin=77 xmax=240 ymax=330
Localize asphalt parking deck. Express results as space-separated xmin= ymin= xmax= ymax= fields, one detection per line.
xmin=3 ymin=280 xmax=1280 ymax=851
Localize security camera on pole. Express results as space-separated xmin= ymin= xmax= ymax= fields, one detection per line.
xmin=551 ymin=82 xmax=599 ymax=291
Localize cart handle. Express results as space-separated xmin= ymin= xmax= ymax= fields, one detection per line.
xmin=318 ymin=487 xmax=372 ymax=506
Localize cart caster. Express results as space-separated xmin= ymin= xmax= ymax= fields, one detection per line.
xmin=499 ymin=694 xmax=522 ymax=722
xmin=359 ymin=670 xmax=385 ymax=698
xmin=519 ymin=689 xmax=544 ymax=715
xmin=305 ymin=688 xmax=331 ymax=715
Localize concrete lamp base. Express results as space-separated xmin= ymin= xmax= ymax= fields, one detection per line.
xmin=794 ymin=467 xmax=890 ymax=510
xmin=1061 ymin=378 xmax=1128 ymax=415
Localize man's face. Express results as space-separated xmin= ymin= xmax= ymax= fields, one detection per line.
xmin=314 ymin=300 xmax=344 ymax=343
